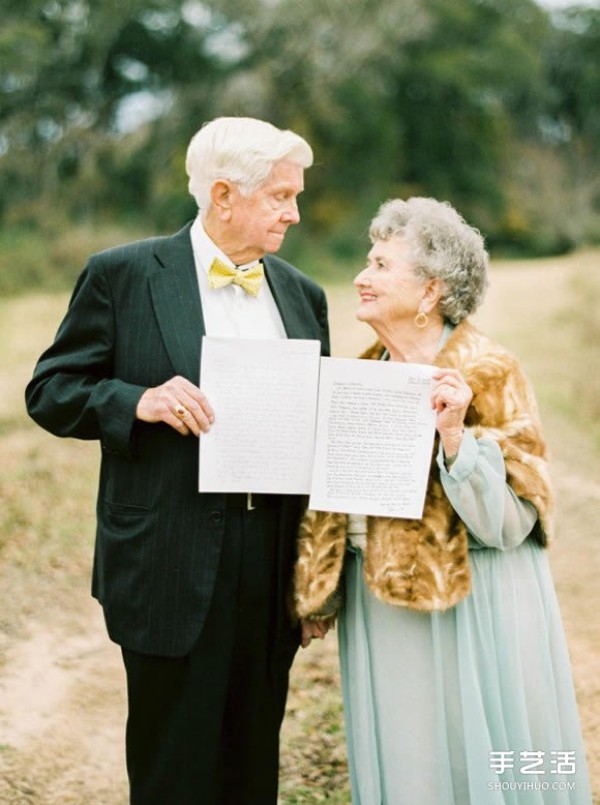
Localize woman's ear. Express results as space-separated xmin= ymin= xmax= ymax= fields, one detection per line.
xmin=421 ymin=278 xmax=444 ymax=313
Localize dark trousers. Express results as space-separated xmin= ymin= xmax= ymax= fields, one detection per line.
xmin=121 ymin=501 xmax=298 ymax=805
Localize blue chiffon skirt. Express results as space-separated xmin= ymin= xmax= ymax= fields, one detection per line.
xmin=338 ymin=541 xmax=592 ymax=804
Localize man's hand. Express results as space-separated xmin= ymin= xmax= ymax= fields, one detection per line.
xmin=136 ymin=376 xmax=215 ymax=436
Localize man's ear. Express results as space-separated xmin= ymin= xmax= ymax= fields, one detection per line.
xmin=210 ymin=180 xmax=234 ymax=221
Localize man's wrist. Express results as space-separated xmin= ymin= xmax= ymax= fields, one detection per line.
xmin=135 ymin=388 xmax=152 ymax=421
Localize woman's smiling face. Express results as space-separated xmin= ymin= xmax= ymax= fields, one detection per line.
xmin=354 ymin=236 xmax=427 ymax=329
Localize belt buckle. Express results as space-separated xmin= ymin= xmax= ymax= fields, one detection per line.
xmin=247 ymin=492 xmax=255 ymax=511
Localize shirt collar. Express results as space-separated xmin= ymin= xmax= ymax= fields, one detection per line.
xmin=191 ymin=216 xmax=261 ymax=274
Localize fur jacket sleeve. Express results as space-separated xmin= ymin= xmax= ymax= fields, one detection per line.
xmin=292 ymin=320 xmax=553 ymax=620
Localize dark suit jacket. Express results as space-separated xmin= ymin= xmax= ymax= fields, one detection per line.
xmin=25 ymin=222 xmax=330 ymax=657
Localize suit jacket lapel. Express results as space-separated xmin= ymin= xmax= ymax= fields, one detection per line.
xmin=149 ymin=223 xmax=205 ymax=382
xmin=263 ymin=256 xmax=305 ymax=339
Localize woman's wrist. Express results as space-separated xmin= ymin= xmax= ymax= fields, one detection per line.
xmin=441 ymin=428 xmax=464 ymax=465
xmin=444 ymin=452 xmax=459 ymax=469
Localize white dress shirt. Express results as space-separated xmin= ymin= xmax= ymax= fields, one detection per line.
xmin=190 ymin=216 xmax=287 ymax=339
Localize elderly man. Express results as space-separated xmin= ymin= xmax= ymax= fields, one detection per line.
xmin=25 ymin=117 xmax=330 ymax=804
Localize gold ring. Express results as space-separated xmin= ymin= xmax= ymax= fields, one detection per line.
xmin=174 ymin=404 xmax=188 ymax=419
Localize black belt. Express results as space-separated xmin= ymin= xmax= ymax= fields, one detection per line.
xmin=223 ymin=493 xmax=281 ymax=510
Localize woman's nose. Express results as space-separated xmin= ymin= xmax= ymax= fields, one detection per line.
xmin=354 ymin=267 xmax=369 ymax=287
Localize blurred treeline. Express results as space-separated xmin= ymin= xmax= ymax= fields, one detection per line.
xmin=1 ymin=0 xmax=599 ymax=293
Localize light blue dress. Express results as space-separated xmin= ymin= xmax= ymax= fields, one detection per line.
xmin=338 ymin=424 xmax=592 ymax=804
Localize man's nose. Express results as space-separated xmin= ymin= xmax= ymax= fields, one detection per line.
xmin=282 ymin=198 xmax=300 ymax=224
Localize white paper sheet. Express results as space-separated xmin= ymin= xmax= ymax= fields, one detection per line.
xmin=308 ymin=358 xmax=437 ymax=518
xmin=198 ymin=337 xmax=321 ymax=494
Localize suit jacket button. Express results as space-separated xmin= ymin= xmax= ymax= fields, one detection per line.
xmin=210 ymin=510 xmax=224 ymax=523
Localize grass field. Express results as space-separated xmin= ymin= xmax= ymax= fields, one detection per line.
xmin=0 ymin=249 xmax=599 ymax=803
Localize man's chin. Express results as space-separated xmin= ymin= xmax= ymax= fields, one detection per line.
xmin=266 ymin=233 xmax=286 ymax=253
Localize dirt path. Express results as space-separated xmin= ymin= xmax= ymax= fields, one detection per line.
xmin=0 ymin=603 xmax=128 ymax=804
xmin=1 ymin=256 xmax=598 ymax=803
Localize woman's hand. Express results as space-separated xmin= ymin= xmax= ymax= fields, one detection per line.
xmin=300 ymin=617 xmax=335 ymax=648
xmin=431 ymin=368 xmax=473 ymax=460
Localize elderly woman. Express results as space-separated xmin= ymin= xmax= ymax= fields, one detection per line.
xmin=293 ymin=198 xmax=592 ymax=804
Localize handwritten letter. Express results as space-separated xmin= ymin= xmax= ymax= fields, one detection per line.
xmin=199 ymin=337 xmax=321 ymax=494
xmin=308 ymin=358 xmax=437 ymax=518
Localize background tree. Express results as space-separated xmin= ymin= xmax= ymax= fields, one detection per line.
xmin=1 ymin=0 xmax=599 ymax=294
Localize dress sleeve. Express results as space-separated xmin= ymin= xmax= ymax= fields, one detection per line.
xmin=436 ymin=430 xmax=538 ymax=550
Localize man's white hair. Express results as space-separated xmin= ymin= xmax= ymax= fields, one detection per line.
xmin=186 ymin=117 xmax=313 ymax=211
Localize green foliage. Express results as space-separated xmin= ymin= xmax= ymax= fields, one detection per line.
xmin=0 ymin=221 xmax=152 ymax=296
xmin=1 ymin=0 xmax=600 ymax=287
xmin=536 ymin=6 xmax=600 ymax=248
xmin=546 ymin=6 xmax=600 ymax=145
xmin=393 ymin=0 xmax=548 ymax=231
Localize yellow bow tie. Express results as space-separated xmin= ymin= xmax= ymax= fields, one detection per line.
xmin=207 ymin=258 xmax=264 ymax=297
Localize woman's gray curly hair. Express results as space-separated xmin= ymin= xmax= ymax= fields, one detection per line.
xmin=369 ymin=197 xmax=489 ymax=324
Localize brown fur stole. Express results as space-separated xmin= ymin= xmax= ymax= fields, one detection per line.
xmin=292 ymin=320 xmax=553 ymax=619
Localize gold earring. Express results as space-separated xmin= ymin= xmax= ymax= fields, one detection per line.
xmin=414 ymin=310 xmax=428 ymax=329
